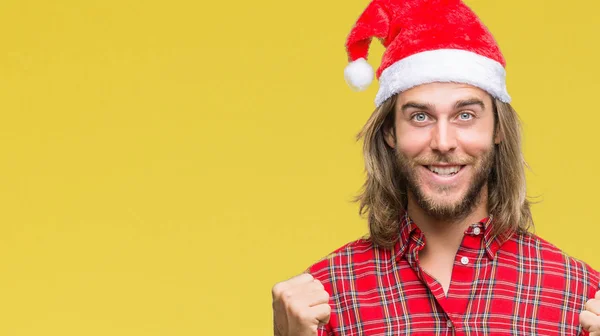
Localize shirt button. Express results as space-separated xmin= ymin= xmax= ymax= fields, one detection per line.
xmin=460 ymin=256 xmax=469 ymax=265
xmin=473 ymin=227 xmax=481 ymax=235
xmin=446 ymin=320 xmax=453 ymax=328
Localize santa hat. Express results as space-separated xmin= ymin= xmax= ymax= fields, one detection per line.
xmin=344 ymin=0 xmax=511 ymax=107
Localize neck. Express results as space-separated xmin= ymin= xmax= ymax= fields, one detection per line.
xmin=407 ymin=185 xmax=489 ymax=252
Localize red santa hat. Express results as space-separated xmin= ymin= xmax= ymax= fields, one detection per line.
xmin=344 ymin=0 xmax=511 ymax=107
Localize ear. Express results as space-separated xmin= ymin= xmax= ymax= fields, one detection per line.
xmin=492 ymin=97 xmax=503 ymax=144
xmin=384 ymin=125 xmax=396 ymax=148
xmin=494 ymin=125 xmax=503 ymax=144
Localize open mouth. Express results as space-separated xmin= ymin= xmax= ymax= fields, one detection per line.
xmin=426 ymin=165 xmax=465 ymax=176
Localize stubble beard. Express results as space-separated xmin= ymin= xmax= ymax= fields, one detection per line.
xmin=395 ymin=147 xmax=495 ymax=221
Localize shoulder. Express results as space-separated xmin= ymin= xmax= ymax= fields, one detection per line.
xmin=306 ymin=236 xmax=391 ymax=284
xmin=511 ymin=232 xmax=596 ymax=270
xmin=507 ymin=232 xmax=599 ymax=290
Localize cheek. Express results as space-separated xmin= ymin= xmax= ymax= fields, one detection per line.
xmin=396 ymin=128 xmax=430 ymax=157
xmin=456 ymin=129 xmax=494 ymax=156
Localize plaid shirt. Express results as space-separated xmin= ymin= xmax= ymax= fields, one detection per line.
xmin=308 ymin=214 xmax=599 ymax=335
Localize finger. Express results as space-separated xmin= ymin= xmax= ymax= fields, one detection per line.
xmin=312 ymin=303 xmax=332 ymax=326
xmin=272 ymin=273 xmax=314 ymax=298
xmin=580 ymin=310 xmax=595 ymax=331
xmin=293 ymin=278 xmax=324 ymax=292
xmin=287 ymin=280 xmax=329 ymax=307
xmin=580 ymin=310 xmax=600 ymax=332
xmin=306 ymin=286 xmax=330 ymax=307
xmin=286 ymin=273 xmax=315 ymax=287
xmin=310 ymin=279 xmax=326 ymax=295
xmin=595 ymin=290 xmax=600 ymax=300
xmin=586 ymin=299 xmax=600 ymax=315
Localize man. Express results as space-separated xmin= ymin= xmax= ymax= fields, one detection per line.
xmin=272 ymin=0 xmax=600 ymax=335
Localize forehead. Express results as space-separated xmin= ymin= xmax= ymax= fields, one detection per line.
xmin=396 ymin=82 xmax=491 ymax=108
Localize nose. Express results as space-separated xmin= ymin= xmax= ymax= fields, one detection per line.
xmin=430 ymin=120 xmax=457 ymax=153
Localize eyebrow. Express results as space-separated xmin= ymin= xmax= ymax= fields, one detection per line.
xmin=400 ymin=98 xmax=485 ymax=112
xmin=454 ymin=98 xmax=485 ymax=110
xmin=400 ymin=102 xmax=435 ymax=112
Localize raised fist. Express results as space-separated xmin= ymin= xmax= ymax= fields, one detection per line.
xmin=272 ymin=273 xmax=331 ymax=336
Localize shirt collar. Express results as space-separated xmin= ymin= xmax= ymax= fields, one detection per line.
xmin=393 ymin=212 xmax=420 ymax=261
xmin=393 ymin=212 xmax=505 ymax=263
xmin=480 ymin=215 xmax=503 ymax=260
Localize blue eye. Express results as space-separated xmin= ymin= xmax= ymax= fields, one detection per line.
xmin=413 ymin=113 xmax=427 ymax=122
xmin=459 ymin=112 xmax=472 ymax=120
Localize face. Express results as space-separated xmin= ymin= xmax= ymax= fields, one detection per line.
xmin=385 ymin=82 xmax=500 ymax=220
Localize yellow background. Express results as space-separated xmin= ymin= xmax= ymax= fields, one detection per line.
xmin=0 ymin=0 xmax=598 ymax=334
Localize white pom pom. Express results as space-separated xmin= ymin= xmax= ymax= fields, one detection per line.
xmin=344 ymin=58 xmax=374 ymax=91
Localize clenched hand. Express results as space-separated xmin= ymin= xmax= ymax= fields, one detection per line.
xmin=580 ymin=290 xmax=600 ymax=335
xmin=272 ymin=273 xmax=331 ymax=336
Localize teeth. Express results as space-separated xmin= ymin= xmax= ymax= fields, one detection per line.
xmin=428 ymin=165 xmax=461 ymax=175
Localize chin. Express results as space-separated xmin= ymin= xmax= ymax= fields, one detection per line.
xmin=417 ymin=186 xmax=469 ymax=209
xmin=423 ymin=184 xmax=468 ymax=200
xmin=425 ymin=196 xmax=463 ymax=211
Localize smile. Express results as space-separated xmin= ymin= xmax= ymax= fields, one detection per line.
xmin=426 ymin=165 xmax=465 ymax=176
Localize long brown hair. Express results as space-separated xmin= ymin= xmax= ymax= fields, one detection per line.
xmin=355 ymin=94 xmax=534 ymax=249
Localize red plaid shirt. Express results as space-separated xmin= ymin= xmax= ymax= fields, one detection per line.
xmin=308 ymin=214 xmax=599 ymax=335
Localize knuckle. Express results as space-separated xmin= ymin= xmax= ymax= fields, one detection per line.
xmin=284 ymin=295 xmax=303 ymax=312
xmin=586 ymin=299 xmax=595 ymax=310
xmin=301 ymin=273 xmax=314 ymax=282
xmin=281 ymin=289 xmax=295 ymax=301
xmin=272 ymin=282 xmax=285 ymax=297
xmin=275 ymin=287 xmax=296 ymax=304
xmin=587 ymin=299 xmax=600 ymax=314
